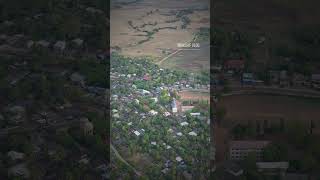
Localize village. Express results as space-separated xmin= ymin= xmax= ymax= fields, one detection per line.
xmin=110 ymin=53 xmax=211 ymax=179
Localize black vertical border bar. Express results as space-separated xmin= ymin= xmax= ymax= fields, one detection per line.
xmin=106 ymin=0 xmax=111 ymax=165
xmin=210 ymin=0 xmax=216 ymax=176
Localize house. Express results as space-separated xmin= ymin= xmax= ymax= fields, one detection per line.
xmin=86 ymin=7 xmax=104 ymax=14
xmin=188 ymin=131 xmax=197 ymax=136
xmin=291 ymin=73 xmax=307 ymax=87
xmin=53 ymin=41 xmax=66 ymax=51
xmin=133 ymin=130 xmax=140 ymax=136
xmin=78 ymin=155 xmax=90 ymax=165
xmin=143 ymin=74 xmax=151 ymax=81
xmin=151 ymin=142 xmax=157 ymax=146
xmin=180 ymin=122 xmax=189 ymax=126
xmin=285 ymin=173 xmax=308 ymax=180
xmin=6 ymin=105 xmax=26 ymax=125
xmin=212 ymin=65 xmax=222 ymax=72
xmin=141 ymin=89 xmax=151 ymax=95
xmin=26 ymin=40 xmax=34 ymax=48
xmin=151 ymin=97 xmax=158 ymax=103
xmin=256 ymin=162 xmax=289 ymax=177
xmin=176 ymin=156 xmax=183 ymax=162
xmin=224 ymin=60 xmax=245 ymax=72
xmin=96 ymin=163 xmax=108 ymax=172
xmin=181 ymin=105 xmax=194 ymax=112
xmin=176 ymin=132 xmax=183 ymax=136
xmin=7 ymin=151 xmax=25 ymax=161
xmin=149 ymin=110 xmax=158 ymax=116
xmin=190 ymin=112 xmax=201 ymax=116
xmin=72 ymin=38 xmax=83 ymax=47
xmin=269 ymin=70 xmax=280 ymax=84
xmin=80 ymin=117 xmax=93 ymax=136
xmin=280 ymin=70 xmax=289 ymax=87
xmin=311 ymin=74 xmax=320 ymax=89
xmin=242 ymin=73 xmax=254 ymax=85
xmin=164 ymin=112 xmax=171 ymax=117
xmin=113 ymin=113 xmax=120 ymax=119
xmin=70 ymin=72 xmax=86 ymax=87
xmin=36 ymin=40 xmax=50 ymax=48
xmin=229 ymin=140 xmax=270 ymax=161
xmin=224 ymin=161 xmax=243 ymax=177
xmin=171 ymin=98 xmax=178 ymax=113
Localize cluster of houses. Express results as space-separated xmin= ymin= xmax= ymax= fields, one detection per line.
xmin=213 ymin=59 xmax=320 ymax=89
xmin=111 ymin=58 xmax=210 ymax=177
xmin=214 ymin=140 xmax=309 ymax=180
xmin=0 ymin=31 xmax=85 ymax=51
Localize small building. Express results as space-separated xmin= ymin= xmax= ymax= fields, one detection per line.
xmin=256 ymin=162 xmax=289 ymax=177
xmin=224 ymin=60 xmax=245 ymax=72
xmin=229 ymin=140 xmax=270 ymax=161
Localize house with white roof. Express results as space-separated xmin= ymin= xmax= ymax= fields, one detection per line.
xmin=149 ymin=110 xmax=158 ymax=116
xmin=164 ymin=112 xmax=171 ymax=117
xmin=188 ymin=131 xmax=197 ymax=136
xmin=133 ymin=131 xmax=140 ymax=136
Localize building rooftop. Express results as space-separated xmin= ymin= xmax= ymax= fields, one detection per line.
xmin=256 ymin=162 xmax=289 ymax=169
xmin=230 ymin=140 xmax=270 ymax=149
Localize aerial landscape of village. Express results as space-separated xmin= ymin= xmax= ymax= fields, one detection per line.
xmin=212 ymin=0 xmax=320 ymax=179
xmin=110 ymin=0 xmax=211 ymax=179
xmin=1 ymin=0 xmax=320 ymax=179
xmin=0 ymin=0 xmax=109 ymax=179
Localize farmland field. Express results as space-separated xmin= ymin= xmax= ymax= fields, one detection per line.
xmin=179 ymin=90 xmax=210 ymax=101
xmin=111 ymin=0 xmax=210 ymax=73
xmin=218 ymin=95 xmax=320 ymax=126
